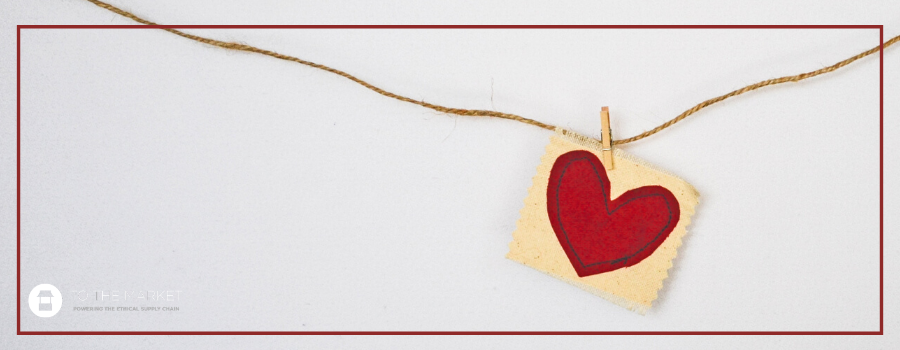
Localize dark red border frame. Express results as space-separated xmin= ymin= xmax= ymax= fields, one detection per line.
xmin=16 ymin=24 xmax=884 ymax=335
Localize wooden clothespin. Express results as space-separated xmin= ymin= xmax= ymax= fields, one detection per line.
xmin=600 ymin=107 xmax=614 ymax=170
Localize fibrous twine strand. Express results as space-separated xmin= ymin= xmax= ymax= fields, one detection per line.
xmin=86 ymin=0 xmax=898 ymax=145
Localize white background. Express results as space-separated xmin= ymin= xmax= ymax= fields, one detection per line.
xmin=1 ymin=0 xmax=899 ymax=348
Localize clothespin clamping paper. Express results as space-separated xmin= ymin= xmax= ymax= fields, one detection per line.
xmin=600 ymin=106 xmax=614 ymax=170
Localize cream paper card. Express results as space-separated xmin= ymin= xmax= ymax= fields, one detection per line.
xmin=508 ymin=129 xmax=699 ymax=314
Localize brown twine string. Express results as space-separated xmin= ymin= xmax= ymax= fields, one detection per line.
xmin=85 ymin=0 xmax=898 ymax=145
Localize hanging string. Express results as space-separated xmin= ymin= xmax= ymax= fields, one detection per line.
xmin=85 ymin=0 xmax=898 ymax=145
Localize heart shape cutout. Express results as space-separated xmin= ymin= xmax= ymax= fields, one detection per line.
xmin=547 ymin=151 xmax=680 ymax=277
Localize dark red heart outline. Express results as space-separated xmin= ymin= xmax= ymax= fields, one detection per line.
xmin=546 ymin=151 xmax=680 ymax=277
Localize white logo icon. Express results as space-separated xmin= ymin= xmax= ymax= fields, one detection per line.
xmin=28 ymin=284 xmax=62 ymax=317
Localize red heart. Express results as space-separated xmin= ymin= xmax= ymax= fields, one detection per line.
xmin=547 ymin=151 xmax=680 ymax=277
